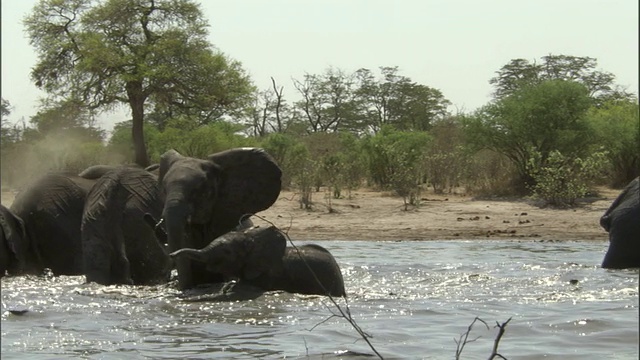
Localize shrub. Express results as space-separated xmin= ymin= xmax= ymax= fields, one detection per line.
xmin=528 ymin=150 xmax=608 ymax=207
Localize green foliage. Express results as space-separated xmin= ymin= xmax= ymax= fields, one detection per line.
xmin=586 ymin=100 xmax=640 ymax=187
xmin=528 ymin=150 xmax=608 ymax=207
xmin=260 ymin=133 xmax=305 ymax=188
xmin=110 ymin=119 xmax=252 ymax=163
xmin=463 ymin=80 xmax=594 ymax=192
xmin=490 ymin=55 xmax=634 ymax=105
xmin=424 ymin=118 xmax=470 ymax=193
xmin=25 ymin=0 xmax=254 ymax=165
xmin=362 ymin=126 xmax=431 ymax=209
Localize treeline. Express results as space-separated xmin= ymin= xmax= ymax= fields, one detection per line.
xmin=2 ymin=56 xmax=638 ymax=208
xmin=2 ymin=0 xmax=638 ymax=208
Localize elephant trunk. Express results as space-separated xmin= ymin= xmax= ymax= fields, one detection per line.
xmin=170 ymin=248 xmax=207 ymax=263
xmin=163 ymin=197 xmax=193 ymax=289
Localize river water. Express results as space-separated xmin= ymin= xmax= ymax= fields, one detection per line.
xmin=1 ymin=240 xmax=638 ymax=359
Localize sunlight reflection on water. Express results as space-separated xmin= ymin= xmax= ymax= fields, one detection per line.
xmin=1 ymin=240 xmax=638 ymax=359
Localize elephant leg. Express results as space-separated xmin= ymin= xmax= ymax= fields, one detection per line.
xmin=111 ymin=228 xmax=132 ymax=285
xmin=83 ymin=230 xmax=114 ymax=285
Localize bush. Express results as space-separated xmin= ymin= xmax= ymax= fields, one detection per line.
xmin=528 ymin=150 xmax=608 ymax=207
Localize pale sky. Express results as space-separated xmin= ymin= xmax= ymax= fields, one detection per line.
xmin=2 ymin=0 xmax=638 ymax=133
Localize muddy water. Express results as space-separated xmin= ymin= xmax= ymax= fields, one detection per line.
xmin=1 ymin=240 xmax=638 ymax=359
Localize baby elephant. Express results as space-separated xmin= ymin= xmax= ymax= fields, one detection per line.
xmin=170 ymin=226 xmax=346 ymax=297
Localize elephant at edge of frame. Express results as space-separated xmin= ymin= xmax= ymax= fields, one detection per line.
xmin=155 ymin=147 xmax=282 ymax=290
xmin=600 ymin=176 xmax=640 ymax=269
xmin=170 ymin=225 xmax=347 ymax=297
xmin=0 ymin=204 xmax=30 ymax=276
xmin=9 ymin=172 xmax=100 ymax=275
xmin=81 ymin=167 xmax=172 ymax=285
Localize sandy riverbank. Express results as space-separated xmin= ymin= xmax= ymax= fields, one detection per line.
xmin=1 ymin=186 xmax=617 ymax=242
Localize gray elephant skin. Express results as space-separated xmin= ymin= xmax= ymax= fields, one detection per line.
xmin=81 ymin=167 xmax=171 ymax=285
xmin=158 ymin=147 xmax=282 ymax=290
xmin=600 ymin=176 xmax=640 ymax=269
xmin=9 ymin=172 xmax=98 ymax=275
xmin=0 ymin=204 xmax=29 ymax=276
xmin=6 ymin=165 xmax=165 ymax=282
xmin=170 ymin=225 xmax=346 ymax=297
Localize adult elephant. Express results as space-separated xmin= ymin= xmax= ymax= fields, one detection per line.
xmin=9 ymin=172 xmax=98 ymax=275
xmin=158 ymin=148 xmax=282 ymax=290
xmin=600 ymin=177 xmax=639 ymax=269
xmin=170 ymin=225 xmax=346 ymax=297
xmin=82 ymin=167 xmax=171 ymax=285
xmin=0 ymin=204 xmax=29 ymax=276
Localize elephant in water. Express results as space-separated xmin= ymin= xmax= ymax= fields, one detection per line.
xmin=157 ymin=147 xmax=282 ymax=290
xmin=81 ymin=167 xmax=171 ymax=285
xmin=600 ymin=177 xmax=639 ymax=269
xmin=0 ymin=204 xmax=29 ymax=276
xmin=9 ymin=172 xmax=99 ymax=275
xmin=170 ymin=225 xmax=346 ymax=297
xmin=7 ymin=165 xmax=157 ymax=278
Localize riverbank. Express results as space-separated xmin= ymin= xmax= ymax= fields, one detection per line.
xmin=1 ymin=186 xmax=617 ymax=242
xmin=256 ymin=187 xmax=616 ymax=242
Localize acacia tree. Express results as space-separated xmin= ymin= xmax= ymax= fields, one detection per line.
xmin=25 ymin=0 xmax=254 ymax=166
xmin=490 ymin=54 xmax=633 ymax=105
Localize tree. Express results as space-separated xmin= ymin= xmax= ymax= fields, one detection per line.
xmin=25 ymin=0 xmax=254 ymax=166
xmin=587 ymin=99 xmax=640 ymax=187
xmin=490 ymin=54 xmax=634 ymax=105
xmin=354 ymin=67 xmax=451 ymax=133
xmin=292 ymin=67 xmax=359 ymax=133
xmin=463 ymin=80 xmax=594 ymax=191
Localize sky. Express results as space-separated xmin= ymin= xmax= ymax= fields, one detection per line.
xmin=2 ymin=0 xmax=638 ymax=133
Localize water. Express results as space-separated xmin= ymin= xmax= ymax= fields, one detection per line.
xmin=1 ymin=240 xmax=638 ymax=359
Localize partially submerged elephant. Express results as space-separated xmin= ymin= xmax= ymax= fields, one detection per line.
xmin=600 ymin=177 xmax=639 ymax=269
xmin=170 ymin=225 xmax=346 ymax=297
xmin=6 ymin=165 xmax=160 ymax=279
xmin=9 ymin=172 xmax=98 ymax=275
xmin=0 ymin=204 xmax=29 ymax=276
xmin=157 ymin=147 xmax=282 ymax=290
xmin=81 ymin=167 xmax=171 ymax=285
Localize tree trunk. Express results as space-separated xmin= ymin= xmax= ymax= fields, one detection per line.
xmin=126 ymin=81 xmax=150 ymax=167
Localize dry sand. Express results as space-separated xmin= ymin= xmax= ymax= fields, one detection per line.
xmin=1 ymin=186 xmax=617 ymax=242
xmin=255 ymin=187 xmax=617 ymax=242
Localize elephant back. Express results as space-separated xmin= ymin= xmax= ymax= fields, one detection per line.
xmin=10 ymin=173 xmax=96 ymax=275
xmin=82 ymin=167 xmax=169 ymax=285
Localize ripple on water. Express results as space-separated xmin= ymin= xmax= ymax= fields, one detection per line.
xmin=1 ymin=240 xmax=638 ymax=359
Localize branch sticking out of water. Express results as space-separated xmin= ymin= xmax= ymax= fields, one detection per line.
xmin=454 ymin=316 xmax=512 ymax=360
xmin=252 ymin=214 xmax=384 ymax=359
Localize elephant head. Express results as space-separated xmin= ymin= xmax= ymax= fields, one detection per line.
xmin=0 ymin=204 xmax=29 ymax=276
xmin=158 ymin=148 xmax=282 ymax=289
xmin=170 ymin=225 xmax=287 ymax=281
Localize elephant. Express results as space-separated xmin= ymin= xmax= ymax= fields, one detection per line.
xmin=0 ymin=204 xmax=29 ymax=276
xmin=157 ymin=147 xmax=282 ymax=290
xmin=81 ymin=167 xmax=171 ymax=285
xmin=9 ymin=172 xmax=98 ymax=275
xmin=600 ymin=177 xmax=639 ymax=269
xmin=170 ymin=225 xmax=346 ymax=297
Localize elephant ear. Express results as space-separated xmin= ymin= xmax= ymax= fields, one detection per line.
xmin=243 ymin=226 xmax=287 ymax=280
xmin=207 ymin=148 xmax=282 ymax=232
xmin=159 ymin=149 xmax=184 ymax=183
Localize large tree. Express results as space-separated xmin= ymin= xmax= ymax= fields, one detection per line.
xmin=489 ymin=54 xmax=634 ymax=105
xmin=354 ymin=67 xmax=451 ymax=133
xmin=25 ymin=0 xmax=254 ymax=166
xmin=463 ymin=80 xmax=594 ymax=190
